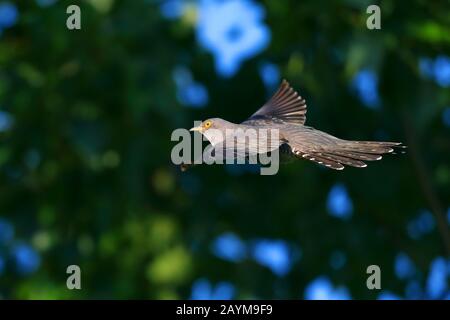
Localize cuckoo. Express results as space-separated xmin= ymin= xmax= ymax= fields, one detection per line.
xmin=184 ymin=80 xmax=404 ymax=171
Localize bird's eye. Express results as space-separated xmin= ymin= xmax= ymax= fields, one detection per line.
xmin=204 ymin=121 xmax=212 ymax=128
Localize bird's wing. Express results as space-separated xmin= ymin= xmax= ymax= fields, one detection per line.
xmin=210 ymin=128 xmax=281 ymax=164
xmin=243 ymin=79 xmax=307 ymax=125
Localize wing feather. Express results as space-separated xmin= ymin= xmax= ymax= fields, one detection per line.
xmin=244 ymin=80 xmax=307 ymax=125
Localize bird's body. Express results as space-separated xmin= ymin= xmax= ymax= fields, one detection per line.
xmin=185 ymin=80 xmax=404 ymax=171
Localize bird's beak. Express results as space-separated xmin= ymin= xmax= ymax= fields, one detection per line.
xmin=190 ymin=126 xmax=203 ymax=132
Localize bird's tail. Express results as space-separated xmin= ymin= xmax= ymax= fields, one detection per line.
xmin=298 ymin=141 xmax=406 ymax=170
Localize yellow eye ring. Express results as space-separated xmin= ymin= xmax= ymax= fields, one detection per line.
xmin=204 ymin=121 xmax=212 ymax=128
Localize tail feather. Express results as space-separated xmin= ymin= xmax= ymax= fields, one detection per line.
xmin=332 ymin=151 xmax=382 ymax=161
xmin=320 ymin=153 xmax=367 ymax=168
xmin=299 ymin=153 xmax=344 ymax=170
xmin=293 ymin=141 xmax=405 ymax=170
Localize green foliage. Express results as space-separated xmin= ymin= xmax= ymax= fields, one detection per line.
xmin=0 ymin=0 xmax=449 ymax=299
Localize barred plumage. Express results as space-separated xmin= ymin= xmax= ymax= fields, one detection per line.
xmin=280 ymin=125 xmax=404 ymax=170
xmin=185 ymin=79 xmax=405 ymax=171
xmin=242 ymin=80 xmax=405 ymax=170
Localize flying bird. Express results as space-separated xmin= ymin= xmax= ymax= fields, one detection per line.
xmin=184 ymin=80 xmax=404 ymax=171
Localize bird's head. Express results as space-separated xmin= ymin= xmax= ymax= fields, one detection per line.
xmin=189 ymin=118 xmax=227 ymax=133
xmin=189 ymin=118 xmax=235 ymax=145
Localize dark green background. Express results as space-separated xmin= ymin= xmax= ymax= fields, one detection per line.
xmin=0 ymin=0 xmax=449 ymax=299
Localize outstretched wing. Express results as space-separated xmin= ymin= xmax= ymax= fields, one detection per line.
xmin=243 ymin=79 xmax=307 ymax=125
